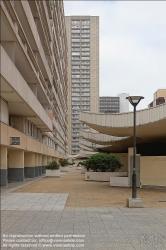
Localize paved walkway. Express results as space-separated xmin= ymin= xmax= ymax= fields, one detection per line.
xmin=1 ymin=168 xmax=166 ymax=250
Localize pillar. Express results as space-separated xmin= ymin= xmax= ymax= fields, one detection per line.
xmin=24 ymin=152 xmax=35 ymax=178
xmin=38 ymin=154 xmax=42 ymax=176
xmin=47 ymin=156 xmax=53 ymax=164
xmin=0 ymin=146 xmax=8 ymax=187
xmin=35 ymin=154 xmax=39 ymax=177
xmin=8 ymin=150 xmax=24 ymax=182
xmin=42 ymin=155 xmax=47 ymax=175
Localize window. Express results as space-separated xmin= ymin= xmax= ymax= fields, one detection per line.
xmin=82 ymin=52 xmax=90 ymax=56
xmin=81 ymin=65 xmax=90 ymax=69
xmin=81 ymin=39 xmax=90 ymax=42
xmin=72 ymin=39 xmax=80 ymax=42
xmin=81 ymin=43 xmax=90 ymax=46
xmin=72 ymin=56 xmax=80 ymax=60
xmin=81 ymin=83 xmax=90 ymax=87
xmin=72 ymin=65 xmax=80 ymax=69
xmin=82 ymin=57 xmax=90 ymax=60
xmin=72 ymin=43 xmax=80 ymax=46
xmin=72 ymin=20 xmax=80 ymax=24
xmin=72 ymin=79 xmax=80 ymax=82
xmin=81 ymin=79 xmax=90 ymax=82
xmin=81 ymin=61 xmax=90 ymax=65
xmin=72 ymin=25 xmax=80 ymax=28
xmin=82 ymin=70 xmax=90 ymax=73
xmin=81 ymin=34 xmax=90 ymax=37
xmin=72 ymin=70 xmax=80 ymax=73
xmin=72 ymin=74 xmax=80 ymax=78
xmin=81 ymin=75 xmax=90 ymax=78
xmin=72 ymin=83 xmax=80 ymax=87
xmin=72 ymin=33 xmax=80 ymax=37
xmin=72 ymin=61 xmax=80 ymax=65
xmin=81 ymin=88 xmax=90 ymax=91
xmin=81 ymin=101 xmax=90 ymax=105
xmin=72 ymin=88 xmax=79 ymax=91
xmin=82 ymin=25 xmax=90 ymax=28
xmin=72 ymin=48 xmax=80 ymax=51
xmin=72 ymin=93 xmax=80 ymax=97
xmin=81 ymin=20 xmax=90 ymax=24
xmin=82 ymin=29 xmax=90 ymax=33
xmin=72 ymin=52 xmax=80 ymax=56
xmin=81 ymin=47 xmax=90 ymax=51
xmin=72 ymin=97 xmax=80 ymax=100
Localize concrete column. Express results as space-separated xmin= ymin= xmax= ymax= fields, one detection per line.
xmin=8 ymin=150 xmax=24 ymax=182
xmin=42 ymin=155 xmax=47 ymax=175
xmin=0 ymin=146 xmax=8 ymax=187
xmin=38 ymin=154 xmax=42 ymax=176
xmin=24 ymin=152 xmax=35 ymax=178
xmin=47 ymin=156 xmax=53 ymax=164
xmin=35 ymin=154 xmax=39 ymax=177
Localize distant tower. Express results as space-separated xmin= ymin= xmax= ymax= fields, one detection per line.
xmin=65 ymin=16 xmax=99 ymax=156
xmin=117 ymin=93 xmax=129 ymax=113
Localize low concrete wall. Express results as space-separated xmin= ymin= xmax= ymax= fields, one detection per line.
xmin=110 ymin=177 xmax=129 ymax=187
xmin=140 ymin=156 xmax=166 ymax=188
xmin=60 ymin=166 xmax=69 ymax=172
xmin=46 ymin=169 xmax=60 ymax=177
xmin=81 ymin=166 xmax=86 ymax=174
xmin=85 ymin=172 xmax=128 ymax=182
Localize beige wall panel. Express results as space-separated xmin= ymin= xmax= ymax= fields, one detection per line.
xmin=1 ymin=123 xmax=8 ymax=145
xmin=115 ymin=153 xmax=128 ymax=172
xmin=24 ymin=152 xmax=36 ymax=167
xmin=140 ymin=156 xmax=166 ymax=186
xmin=8 ymin=150 xmax=24 ymax=168
xmin=42 ymin=155 xmax=47 ymax=166
xmin=0 ymin=146 xmax=7 ymax=170
xmin=0 ymin=98 xmax=9 ymax=125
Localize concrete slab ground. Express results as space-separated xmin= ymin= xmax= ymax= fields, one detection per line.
xmin=1 ymin=168 xmax=166 ymax=250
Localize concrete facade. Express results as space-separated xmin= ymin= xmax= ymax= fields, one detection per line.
xmin=148 ymin=89 xmax=166 ymax=108
xmin=0 ymin=0 xmax=68 ymax=187
xmin=65 ymin=16 xmax=99 ymax=156
xmin=79 ymin=104 xmax=166 ymax=188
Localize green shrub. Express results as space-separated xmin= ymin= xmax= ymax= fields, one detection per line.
xmin=59 ymin=158 xmax=68 ymax=167
xmin=46 ymin=160 xmax=59 ymax=170
xmin=88 ymin=153 xmax=123 ymax=172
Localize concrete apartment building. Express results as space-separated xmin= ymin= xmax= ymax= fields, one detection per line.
xmin=0 ymin=0 xmax=68 ymax=187
xmin=99 ymin=94 xmax=129 ymax=114
xmin=65 ymin=16 xmax=99 ymax=156
xmin=148 ymin=89 xmax=166 ymax=108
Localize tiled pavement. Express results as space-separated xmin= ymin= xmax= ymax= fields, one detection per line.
xmin=1 ymin=168 xmax=166 ymax=250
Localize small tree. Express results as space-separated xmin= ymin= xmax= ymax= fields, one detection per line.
xmin=59 ymin=158 xmax=68 ymax=167
xmin=88 ymin=153 xmax=123 ymax=172
xmin=46 ymin=160 xmax=59 ymax=170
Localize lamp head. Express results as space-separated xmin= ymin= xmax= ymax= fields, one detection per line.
xmin=126 ymin=96 xmax=144 ymax=107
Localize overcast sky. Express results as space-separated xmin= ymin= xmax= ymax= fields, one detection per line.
xmin=64 ymin=1 xmax=166 ymax=110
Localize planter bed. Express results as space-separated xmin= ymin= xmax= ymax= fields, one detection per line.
xmin=46 ymin=169 xmax=60 ymax=178
xmin=85 ymin=172 xmax=127 ymax=182
xmin=81 ymin=166 xmax=86 ymax=174
xmin=60 ymin=166 xmax=69 ymax=172
xmin=110 ymin=176 xmax=129 ymax=187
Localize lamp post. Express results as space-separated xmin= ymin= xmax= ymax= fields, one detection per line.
xmin=126 ymin=96 xmax=144 ymax=198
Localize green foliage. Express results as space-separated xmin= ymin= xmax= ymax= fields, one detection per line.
xmin=46 ymin=160 xmax=59 ymax=170
xmin=88 ymin=153 xmax=123 ymax=172
xmin=59 ymin=158 xmax=69 ymax=167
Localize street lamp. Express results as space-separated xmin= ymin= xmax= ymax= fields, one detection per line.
xmin=126 ymin=96 xmax=144 ymax=199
